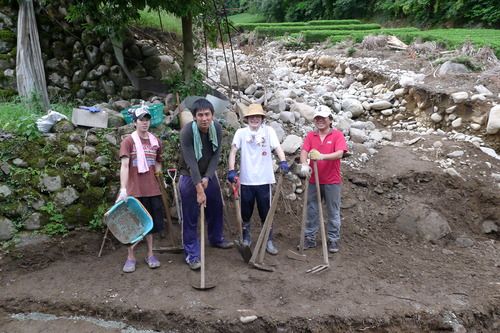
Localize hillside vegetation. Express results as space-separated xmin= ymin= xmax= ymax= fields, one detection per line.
xmin=236 ymin=0 xmax=499 ymax=28
xmin=231 ymin=18 xmax=500 ymax=57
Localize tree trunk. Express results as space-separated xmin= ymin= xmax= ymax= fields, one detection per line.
xmin=181 ymin=12 xmax=194 ymax=87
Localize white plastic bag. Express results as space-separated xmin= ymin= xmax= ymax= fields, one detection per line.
xmin=36 ymin=110 xmax=69 ymax=132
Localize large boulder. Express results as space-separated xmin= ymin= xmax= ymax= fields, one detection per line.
xmin=281 ymin=134 xmax=303 ymax=154
xmin=342 ymin=99 xmax=364 ymax=118
xmin=220 ymin=66 xmax=254 ymax=91
xmin=0 ymin=216 xmax=15 ymax=241
xmin=486 ymin=104 xmax=500 ymax=134
xmin=395 ymin=203 xmax=451 ymax=243
xmin=437 ymin=61 xmax=469 ymax=76
xmin=290 ymin=102 xmax=315 ymax=122
xmin=316 ymin=55 xmax=336 ymax=69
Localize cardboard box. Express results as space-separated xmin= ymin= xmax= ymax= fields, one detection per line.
xmin=71 ymin=108 xmax=109 ymax=128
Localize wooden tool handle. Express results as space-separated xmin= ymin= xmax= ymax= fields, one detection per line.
xmin=298 ymin=178 xmax=309 ymax=254
xmin=313 ymin=161 xmax=329 ymax=266
xmin=250 ymin=173 xmax=283 ymax=264
xmin=200 ymin=205 xmax=206 ymax=289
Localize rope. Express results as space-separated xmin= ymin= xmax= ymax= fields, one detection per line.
xmin=212 ymin=0 xmax=232 ymax=98
xmin=221 ymin=1 xmax=241 ymax=102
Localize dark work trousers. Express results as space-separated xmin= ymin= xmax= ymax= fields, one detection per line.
xmin=137 ymin=195 xmax=165 ymax=234
xmin=179 ymin=174 xmax=225 ymax=263
xmin=240 ymin=184 xmax=273 ymax=240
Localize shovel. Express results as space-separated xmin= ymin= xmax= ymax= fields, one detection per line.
xmin=153 ymin=173 xmax=183 ymax=254
xmin=192 ymin=205 xmax=216 ymax=290
xmin=231 ymin=177 xmax=252 ymax=263
xmin=306 ymin=160 xmax=330 ymax=274
xmin=167 ymin=168 xmax=182 ymax=224
xmin=286 ymin=177 xmax=309 ymax=261
xmin=248 ymin=173 xmax=284 ymax=272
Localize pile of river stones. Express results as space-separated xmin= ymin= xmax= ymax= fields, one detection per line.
xmin=201 ymin=42 xmax=500 ymax=168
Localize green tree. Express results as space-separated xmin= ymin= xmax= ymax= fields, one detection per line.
xmin=284 ymin=0 xmax=324 ymax=22
xmin=332 ymin=0 xmax=375 ymax=19
xmin=240 ymin=0 xmax=499 ymax=28
xmin=457 ymin=0 xmax=500 ymax=28
xmin=374 ymin=0 xmax=499 ymax=27
xmin=61 ymin=0 xmax=224 ymax=86
xmin=240 ymin=0 xmax=287 ymax=22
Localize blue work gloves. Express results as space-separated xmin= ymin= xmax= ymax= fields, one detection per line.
xmin=278 ymin=161 xmax=290 ymax=173
xmin=227 ymin=170 xmax=238 ymax=183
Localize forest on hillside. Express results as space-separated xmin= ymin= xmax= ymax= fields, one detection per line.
xmin=226 ymin=0 xmax=499 ymax=28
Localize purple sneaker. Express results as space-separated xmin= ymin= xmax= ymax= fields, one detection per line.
xmin=144 ymin=256 xmax=160 ymax=269
xmin=123 ymin=259 xmax=136 ymax=273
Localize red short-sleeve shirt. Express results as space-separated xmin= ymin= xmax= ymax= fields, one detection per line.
xmin=301 ymin=129 xmax=348 ymax=184
xmin=119 ymin=135 xmax=163 ymax=197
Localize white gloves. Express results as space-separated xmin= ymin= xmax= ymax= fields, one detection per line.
xmin=309 ymin=149 xmax=323 ymax=161
xmin=297 ymin=163 xmax=312 ymax=178
xmin=116 ymin=188 xmax=128 ymax=203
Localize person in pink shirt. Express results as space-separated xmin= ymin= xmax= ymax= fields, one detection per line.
xmin=298 ymin=106 xmax=348 ymax=253
xmin=116 ymin=106 xmax=164 ymax=273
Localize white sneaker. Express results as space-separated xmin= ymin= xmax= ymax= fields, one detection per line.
xmin=266 ymin=240 xmax=278 ymax=255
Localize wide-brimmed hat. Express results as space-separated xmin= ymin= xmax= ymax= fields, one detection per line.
xmin=243 ymin=104 xmax=268 ymax=118
xmin=314 ymin=105 xmax=332 ymax=119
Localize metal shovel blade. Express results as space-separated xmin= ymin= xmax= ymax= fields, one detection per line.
xmin=286 ymin=249 xmax=307 ymax=261
xmin=234 ymin=240 xmax=252 ymax=263
xmin=191 ymin=280 xmax=216 ymax=290
xmin=248 ymin=260 xmax=275 ymax=272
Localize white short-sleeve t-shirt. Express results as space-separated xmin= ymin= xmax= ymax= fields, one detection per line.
xmin=231 ymin=125 xmax=280 ymax=185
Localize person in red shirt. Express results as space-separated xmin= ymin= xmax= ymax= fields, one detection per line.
xmin=298 ymin=106 xmax=348 ymax=253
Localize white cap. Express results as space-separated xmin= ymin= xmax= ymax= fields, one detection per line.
xmin=314 ymin=105 xmax=332 ymax=119
xmin=132 ymin=106 xmax=151 ymax=120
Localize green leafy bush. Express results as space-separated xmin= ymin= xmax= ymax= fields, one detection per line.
xmin=402 ymin=29 xmax=500 ymax=56
xmin=14 ymin=117 xmax=43 ymax=142
xmin=164 ymin=67 xmax=207 ymax=101
xmin=307 ymin=20 xmax=361 ymax=26
xmin=301 ymin=27 xmax=420 ymax=43
xmin=228 ymin=13 xmax=267 ymax=24
xmin=255 ymin=24 xmax=382 ymax=37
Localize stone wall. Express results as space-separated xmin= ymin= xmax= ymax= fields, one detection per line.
xmin=0 ymin=0 xmax=180 ymax=104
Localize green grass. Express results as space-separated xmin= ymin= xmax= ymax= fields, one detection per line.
xmin=254 ymin=24 xmax=382 ymax=37
xmin=227 ymin=13 xmax=267 ymax=24
xmin=307 ymin=19 xmax=362 ymax=26
xmin=401 ymin=29 xmax=500 ymax=56
xmin=301 ymin=27 xmax=421 ymax=43
xmin=136 ymin=7 xmax=182 ymax=35
xmin=232 ymin=15 xmax=500 ymax=57
xmin=0 ymin=96 xmax=74 ymax=134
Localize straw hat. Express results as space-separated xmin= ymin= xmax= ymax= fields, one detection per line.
xmin=243 ymin=104 xmax=268 ymax=118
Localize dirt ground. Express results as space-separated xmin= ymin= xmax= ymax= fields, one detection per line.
xmin=1 ymin=40 xmax=500 ymax=332
xmin=1 ymin=131 xmax=499 ymax=332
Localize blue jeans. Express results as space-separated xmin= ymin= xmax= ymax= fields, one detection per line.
xmin=305 ymin=183 xmax=341 ymax=243
xmin=240 ymin=184 xmax=273 ymax=240
xmin=179 ymin=174 xmax=225 ymax=263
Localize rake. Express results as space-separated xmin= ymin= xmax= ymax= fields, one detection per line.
xmin=286 ymin=177 xmax=309 ymax=261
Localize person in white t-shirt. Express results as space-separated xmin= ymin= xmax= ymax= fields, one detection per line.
xmin=227 ymin=104 xmax=290 ymax=255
